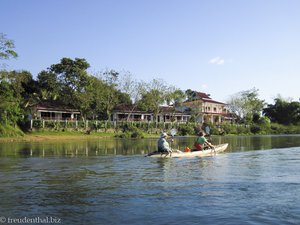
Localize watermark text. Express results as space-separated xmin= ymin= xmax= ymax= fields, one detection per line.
xmin=0 ymin=216 xmax=62 ymax=224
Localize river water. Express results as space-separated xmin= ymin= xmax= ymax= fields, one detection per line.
xmin=0 ymin=135 xmax=300 ymax=225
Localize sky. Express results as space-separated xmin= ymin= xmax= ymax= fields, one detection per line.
xmin=1 ymin=0 xmax=300 ymax=104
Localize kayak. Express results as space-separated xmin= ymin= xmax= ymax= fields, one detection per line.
xmin=147 ymin=143 xmax=228 ymax=158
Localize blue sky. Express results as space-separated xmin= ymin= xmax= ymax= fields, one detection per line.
xmin=1 ymin=0 xmax=300 ymax=104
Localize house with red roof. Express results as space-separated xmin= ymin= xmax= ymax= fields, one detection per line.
xmin=181 ymin=91 xmax=231 ymax=124
xmin=111 ymin=92 xmax=231 ymax=124
xmin=32 ymin=101 xmax=80 ymax=121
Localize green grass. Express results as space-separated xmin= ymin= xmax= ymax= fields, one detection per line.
xmin=0 ymin=124 xmax=24 ymax=137
xmin=26 ymin=130 xmax=116 ymax=137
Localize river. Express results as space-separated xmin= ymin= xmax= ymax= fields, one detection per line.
xmin=0 ymin=135 xmax=300 ymax=225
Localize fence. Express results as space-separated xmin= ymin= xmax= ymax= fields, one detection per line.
xmin=29 ymin=119 xmax=193 ymax=131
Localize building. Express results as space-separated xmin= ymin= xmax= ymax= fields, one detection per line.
xmin=111 ymin=92 xmax=231 ymax=124
xmin=32 ymin=101 xmax=80 ymax=121
xmin=111 ymin=104 xmax=191 ymax=123
xmin=181 ymin=91 xmax=231 ymax=124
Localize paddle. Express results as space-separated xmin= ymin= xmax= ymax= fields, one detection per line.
xmin=170 ymin=128 xmax=177 ymax=141
xmin=169 ymin=128 xmax=183 ymax=154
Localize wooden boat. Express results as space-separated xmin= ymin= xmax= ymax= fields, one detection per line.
xmin=147 ymin=143 xmax=228 ymax=158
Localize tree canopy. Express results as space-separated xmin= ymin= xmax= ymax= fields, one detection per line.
xmin=263 ymin=98 xmax=300 ymax=125
xmin=0 ymin=33 xmax=18 ymax=60
xmin=227 ymin=88 xmax=266 ymax=123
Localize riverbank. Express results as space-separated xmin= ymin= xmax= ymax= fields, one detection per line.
xmin=0 ymin=131 xmax=117 ymax=142
xmin=0 ymin=130 xmax=161 ymax=142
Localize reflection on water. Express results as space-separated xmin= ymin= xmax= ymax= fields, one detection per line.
xmin=1 ymin=135 xmax=300 ymax=157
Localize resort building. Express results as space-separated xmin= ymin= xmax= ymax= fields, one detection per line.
xmin=30 ymin=92 xmax=231 ymax=125
xmin=31 ymin=102 xmax=80 ymax=121
xmin=111 ymin=104 xmax=191 ymax=123
xmin=181 ymin=92 xmax=231 ymax=124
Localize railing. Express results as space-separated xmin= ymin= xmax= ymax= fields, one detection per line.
xmin=30 ymin=119 xmax=194 ymax=130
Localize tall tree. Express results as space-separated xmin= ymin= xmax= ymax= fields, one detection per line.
xmin=137 ymin=79 xmax=167 ymax=122
xmin=263 ymin=98 xmax=300 ymax=125
xmin=165 ymin=86 xmax=186 ymax=106
xmin=48 ymin=58 xmax=90 ymax=118
xmin=0 ymin=70 xmax=36 ymax=125
xmin=37 ymin=70 xmax=60 ymax=101
xmin=227 ymin=88 xmax=265 ymax=123
xmin=0 ymin=80 xmax=20 ymax=125
xmin=138 ymin=89 xmax=165 ymax=122
xmin=93 ymin=69 xmax=131 ymax=120
xmin=0 ymin=33 xmax=18 ymax=60
xmin=185 ymin=89 xmax=196 ymax=101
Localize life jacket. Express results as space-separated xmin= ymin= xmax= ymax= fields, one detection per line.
xmin=184 ymin=147 xmax=191 ymax=152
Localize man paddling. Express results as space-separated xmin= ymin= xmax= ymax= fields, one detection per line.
xmin=157 ymin=132 xmax=172 ymax=156
xmin=194 ymin=131 xmax=214 ymax=151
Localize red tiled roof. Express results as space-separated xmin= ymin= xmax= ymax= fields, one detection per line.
xmin=34 ymin=101 xmax=80 ymax=112
xmin=195 ymin=92 xmax=211 ymax=99
xmin=194 ymin=92 xmax=225 ymax=105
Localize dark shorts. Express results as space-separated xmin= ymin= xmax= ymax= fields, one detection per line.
xmin=158 ymin=148 xmax=169 ymax=153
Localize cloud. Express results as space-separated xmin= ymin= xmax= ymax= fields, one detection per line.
xmin=209 ymin=57 xmax=225 ymax=65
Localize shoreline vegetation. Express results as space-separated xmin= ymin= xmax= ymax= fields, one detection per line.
xmin=1 ymin=122 xmax=300 ymax=143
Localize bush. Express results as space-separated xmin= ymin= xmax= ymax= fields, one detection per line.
xmin=32 ymin=120 xmax=43 ymax=129
xmin=221 ymin=124 xmax=237 ymax=135
xmin=0 ymin=124 xmax=24 ymax=137
xmin=117 ymin=124 xmax=144 ymax=138
xmin=250 ymin=124 xmax=261 ymax=134
xmin=177 ymin=123 xmax=195 ymax=136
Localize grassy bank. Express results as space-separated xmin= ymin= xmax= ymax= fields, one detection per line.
xmin=1 ymin=122 xmax=300 ymax=143
xmin=0 ymin=130 xmax=116 ymax=142
xmin=0 ymin=129 xmax=158 ymax=142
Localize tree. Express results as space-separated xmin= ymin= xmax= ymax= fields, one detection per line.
xmin=0 ymin=80 xmax=21 ymax=125
xmin=89 ymin=69 xmax=132 ymax=120
xmin=185 ymin=89 xmax=196 ymax=101
xmin=0 ymin=70 xmax=37 ymax=126
xmin=47 ymin=58 xmax=91 ymax=119
xmin=227 ymin=88 xmax=265 ymax=123
xmin=165 ymin=86 xmax=186 ymax=106
xmin=0 ymin=33 xmax=18 ymax=60
xmin=138 ymin=79 xmax=167 ymax=121
xmin=117 ymin=72 xmax=152 ymax=121
xmin=117 ymin=71 xmax=144 ymax=104
xmin=138 ymin=89 xmax=165 ymax=122
xmin=37 ymin=70 xmax=60 ymax=101
xmin=263 ymin=98 xmax=300 ymax=125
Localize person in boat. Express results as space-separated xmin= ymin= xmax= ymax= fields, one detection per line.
xmin=157 ymin=132 xmax=172 ymax=154
xmin=194 ymin=131 xmax=214 ymax=151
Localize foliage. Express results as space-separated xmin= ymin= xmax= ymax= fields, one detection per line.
xmin=117 ymin=124 xmax=145 ymax=138
xmin=0 ymin=124 xmax=24 ymax=137
xmin=165 ymin=87 xmax=186 ymax=106
xmin=94 ymin=69 xmax=132 ymax=120
xmin=48 ymin=58 xmax=90 ymax=112
xmin=269 ymin=123 xmax=300 ymax=134
xmin=263 ymin=98 xmax=300 ymax=125
xmin=0 ymin=33 xmax=18 ymax=60
xmin=227 ymin=88 xmax=266 ymax=123
xmin=177 ymin=123 xmax=195 ymax=136
xmin=185 ymin=89 xmax=196 ymax=101
xmin=37 ymin=70 xmax=60 ymax=101
xmin=138 ymin=89 xmax=164 ymax=116
xmin=0 ymin=79 xmax=21 ymax=126
xmin=137 ymin=78 xmax=183 ymax=122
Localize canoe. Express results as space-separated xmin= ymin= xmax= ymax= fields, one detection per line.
xmin=147 ymin=143 xmax=228 ymax=158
